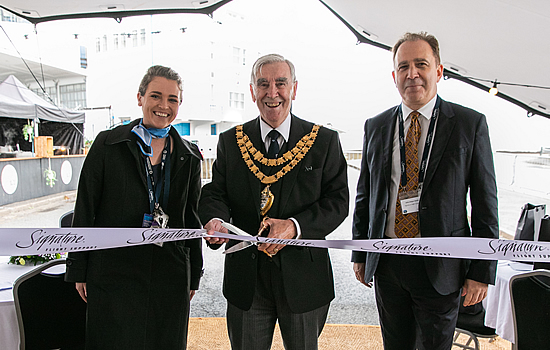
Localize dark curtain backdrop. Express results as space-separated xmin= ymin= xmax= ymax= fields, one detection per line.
xmin=39 ymin=120 xmax=84 ymax=155
xmin=0 ymin=117 xmax=31 ymax=151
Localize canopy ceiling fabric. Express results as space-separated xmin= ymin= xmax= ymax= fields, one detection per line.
xmin=0 ymin=75 xmax=85 ymax=123
xmin=1 ymin=0 xmax=549 ymax=118
xmin=0 ymin=0 xmax=232 ymax=23
xmin=319 ymin=0 xmax=550 ymax=119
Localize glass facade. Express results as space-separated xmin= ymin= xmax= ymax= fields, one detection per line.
xmin=60 ymin=83 xmax=87 ymax=109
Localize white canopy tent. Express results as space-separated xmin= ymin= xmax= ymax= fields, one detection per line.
xmin=0 ymin=75 xmax=84 ymax=123
xmin=1 ymin=0 xmax=548 ymax=118
xmin=0 ymin=75 xmax=85 ymax=154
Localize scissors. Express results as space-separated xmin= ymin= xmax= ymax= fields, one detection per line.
xmin=221 ymin=221 xmax=272 ymax=257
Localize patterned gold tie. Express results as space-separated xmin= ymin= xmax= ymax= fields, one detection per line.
xmin=395 ymin=111 xmax=421 ymax=238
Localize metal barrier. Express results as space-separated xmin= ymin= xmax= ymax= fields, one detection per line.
xmin=200 ymin=151 xmax=362 ymax=181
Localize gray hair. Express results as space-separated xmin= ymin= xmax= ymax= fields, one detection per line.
xmin=138 ymin=65 xmax=183 ymax=101
xmin=250 ymin=54 xmax=296 ymax=86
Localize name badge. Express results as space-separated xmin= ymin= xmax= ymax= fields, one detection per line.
xmin=142 ymin=212 xmax=165 ymax=247
xmin=399 ymin=190 xmax=420 ymax=214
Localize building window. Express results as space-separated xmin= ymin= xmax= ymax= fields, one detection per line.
xmin=60 ymin=83 xmax=87 ymax=109
xmin=211 ymin=124 xmax=217 ymax=136
xmin=233 ymin=47 xmax=243 ymax=65
xmin=32 ymin=86 xmax=57 ymax=105
xmin=0 ymin=9 xmax=27 ymax=23
xmin=95 ymin=37 xmax=101 ymax=53
xmin=132 ymin=30 xmax=138 ymax=47
xmin=173 ymin=123 xmax=191 ymax=136
xmin=229 ymin=92 xmax=244 ymax=110
xmin=232 ymin=47 xmax=245 ymax=65
xmin=102 ymin=35 xmax=108 ymax=52
xmin=113 ymin=34 xmax=119 ymax=50
xmin=140 ymin=28 xmax=146 ymax=46
xmin=121 ymin=34 xmax=127 ymax=48
xmin=80 ymin=46 xmax=88 ymax=69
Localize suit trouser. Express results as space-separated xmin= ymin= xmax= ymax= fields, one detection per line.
xmin=374 ymin=252 xmax=460 ymax=350
xmin=227 ymin=254 xmax=329 ymax=350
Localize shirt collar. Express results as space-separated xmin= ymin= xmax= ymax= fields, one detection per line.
xmin=401 ymin=95 xmax=438 ymax=120
xmin=260 ymin=114 xmax=291 ymax=142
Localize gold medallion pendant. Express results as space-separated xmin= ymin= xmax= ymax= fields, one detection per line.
xmin=260 ymin=185 xmax=274 ymax=216
xmin=236 ymin=124 xmax=320 ymax=216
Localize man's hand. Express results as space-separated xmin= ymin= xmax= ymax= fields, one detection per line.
xmin=257 ymin=218 xmax=296 ymax=256
xmin=353 ymin=262 xmax=372 ymax=288
xmin=203 ymin=219 xmax=229 ymax=244
xmin=461 ymin=279 xmax=488 ymax=307
xmin=190 ymin=290 xmax=196 ymax=301
xmin=75 ymin=282 xmax=87 ymax=303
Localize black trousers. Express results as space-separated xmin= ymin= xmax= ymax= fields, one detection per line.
xmin=227 ymin=253 xmax=329 ymax=350
xmin=374 ymin=253 xmax=460 ymax=350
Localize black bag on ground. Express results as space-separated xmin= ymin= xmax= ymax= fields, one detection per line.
xmin=514 ymin=203 xmax=546 ymax=241
xmin=534 ymin=215 xmax=550 ymax=270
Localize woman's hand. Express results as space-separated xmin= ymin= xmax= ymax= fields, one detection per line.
xmin=75 ymin=282 xmax=87 ymax=302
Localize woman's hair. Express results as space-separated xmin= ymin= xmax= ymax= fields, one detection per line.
xmin=138 ymin=65 xmax=183 ymax=100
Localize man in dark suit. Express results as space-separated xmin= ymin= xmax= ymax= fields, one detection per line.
xmin=352 ymin=32 xmax=499 ymax=350
xmin=199 ymin=54 xmax=349 ymax=350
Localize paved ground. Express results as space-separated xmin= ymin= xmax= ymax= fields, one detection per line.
xmin=1 ymin=165 xmax=549 ymax=325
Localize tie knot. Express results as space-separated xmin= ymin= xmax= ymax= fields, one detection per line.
xmin=266 ymin=130 xmax=280 ymax=159
xmin=410 ymin=111 xmax=420 ymax=121
xmin=268 ymin=130 xmax=280 ymax=141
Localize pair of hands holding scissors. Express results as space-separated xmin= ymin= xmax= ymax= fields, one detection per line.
xmin=203 ymin=217 xmax=297 ymax=256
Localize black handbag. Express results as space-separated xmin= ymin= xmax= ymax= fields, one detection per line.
xmin=534 ymin=215 xmax=550 ymax=270
xmin=514 ymin=203 xmax=546 ymax=241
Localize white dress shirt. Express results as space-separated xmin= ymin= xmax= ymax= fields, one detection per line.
xmin=259 ymin=115 xmax=301 ymax=238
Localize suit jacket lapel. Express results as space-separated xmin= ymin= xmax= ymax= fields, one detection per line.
xmin=169 ymin=128 xmax=189 ymax=179
xmin=243 ymin=118 xmax=263 ymax=220
xmin=381 ymin=108 xmax=397 ymax=193
xmin=277 ymin=115 xmax=307 ymax=214
xmin=422 ymin=99 xmax=456 ymax=193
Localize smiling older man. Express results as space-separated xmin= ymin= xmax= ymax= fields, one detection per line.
xmin=199 ymin=53 xmax=349 ymax=350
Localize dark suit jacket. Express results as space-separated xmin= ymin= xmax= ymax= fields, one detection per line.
xmin=351 ymin=97 xmax=499 ymax=295
xmin=199 ymin=115 xmax=349 ymax=313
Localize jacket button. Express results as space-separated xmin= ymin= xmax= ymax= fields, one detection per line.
xmin=180 ymin=157 xmax=184 ymax=161
xmin=251 ymin=253 xmax=256 ymax=260
xmin=66 ymin=260 xmax=73 ymax=266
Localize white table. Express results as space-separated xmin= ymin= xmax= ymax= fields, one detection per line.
xmin=0 ymin=256 xmax=65 ymax=350
xmin=484 ymin=260 xmax=533 ymax=344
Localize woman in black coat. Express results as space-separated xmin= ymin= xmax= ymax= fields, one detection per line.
xmin=65 ymin=65 xmax=203 ymax=349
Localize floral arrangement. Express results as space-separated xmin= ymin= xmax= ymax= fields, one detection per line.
xmin=44 ymin=168 xmax=57 ymax=187
xmin=9 ymin=253 xmax=64 ymax=266
xmin=22 ymin=122 xmax=34 ymax=141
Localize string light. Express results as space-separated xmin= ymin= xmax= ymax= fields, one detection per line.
xmin=456 ymin=75 xmax=550 ymax=93
xmin=489 ymin=80 xmax=499 ymax=96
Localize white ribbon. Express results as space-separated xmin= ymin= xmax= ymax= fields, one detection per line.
xmin=1 ymin=227 xmax=550 ymax=263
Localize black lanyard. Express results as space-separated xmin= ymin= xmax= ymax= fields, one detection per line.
xmin=144 ymin=138 xmax=171 ymax=213
xmin=398 ymin=98 xmax=440 ymax=188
